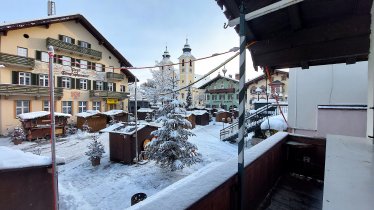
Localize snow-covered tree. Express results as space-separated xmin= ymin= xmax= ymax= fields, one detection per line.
xmin=11 ymin=126 xmax=25 ymax=143
xmin=145 ymin=100 xmax=201 ymax=171
xmin=140 ymin=79 xmax=158 ymax=104
xmin=185 ymin=87 xmax=192 ymax=109
xmin=85 ymin=135 xmax=105 ymax=162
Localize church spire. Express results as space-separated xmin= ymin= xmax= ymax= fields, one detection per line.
xmin=183 ymin=38 xmax=191 ymax=53
xmin=162 ymin=45 xmax=170 ymax=58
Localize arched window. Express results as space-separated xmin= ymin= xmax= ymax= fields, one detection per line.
xmin=189 ymin=60 xmax=192 ymax=66
xmin=182 ymin=59 xmax=185 ymax=66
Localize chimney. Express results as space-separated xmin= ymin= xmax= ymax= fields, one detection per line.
xmin=235 ymin=73 xmax=240 ymax=80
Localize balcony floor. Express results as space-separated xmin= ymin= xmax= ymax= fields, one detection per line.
xmin=263 ymin=174 xmax=323 ymax=210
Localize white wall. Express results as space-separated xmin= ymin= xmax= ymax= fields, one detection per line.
xmin=367 ymin=5 xmax=374 ymax=138
xmin=288 ymin=62 xmax=368 ymax=132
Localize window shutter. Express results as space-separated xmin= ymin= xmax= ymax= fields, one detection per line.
xmin=35 ymin=51 xmax=41 ymax=60
xmin=12 ymin=71 xmax=19 ymax=84
xmin=53 ymin=54 xmax=57 ymax=63
xmin=102 ymin=64 xmax=105 ymax=71
xmin=58 ymin=35 xmax=63 ymax=41
xmin=87 ymin=80 xmax=91 ymax=90
xmin=31 ymin=73 xmax=38 ymax=85
xmin=71 ymin=38 xmax=75 ymax=44
xmin=77 ymin=40 xmax=81 ymax=46
xmin=58 ymin=55 xmax=63 ymax=64
xmin=71 ymin=58 xmax=76 ymax=67
xmin=113 ymin=83 xmax=116 ymax=92
xmin=88 ymin=43 xmax=91 ymax=49
xmin=76 ymin=79 xmax=80 ymax=90
xmin=71 ymin=78 xmax=76 ymax=89
xmin=57 ymin=77 xmax=62 ymax=87
xmin=91 ymin=62 xmax=96 ymax=71
xmin=87 ymin=61 xmax=92 ymax=70
xmin=93 ymin=81 xmax=96 ymax=90
xmin=76 ymin=59 xmax=80 ymax=67
xmin=103 ymin=82 xmax=108 ymax=90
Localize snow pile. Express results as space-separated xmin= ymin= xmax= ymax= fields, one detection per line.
xmin=128 ymin=132 xmax=288 ymax=210
xmin=0 ymin=146 xmax=65 ymax=170
xmin=76 ymin=110 xmax=100 ymax=118
xmin=260 ymin=115 xmax=288 ymax=131
xmin=102 ymin=109 xmax=126 ymax=116
xmin=18 ymin=111 xmax=71 ymax=120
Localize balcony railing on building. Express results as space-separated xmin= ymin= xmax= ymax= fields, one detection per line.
xmin=0 ymin=84 xmax=63 ymax=98
xmin=206 ymin=88 xmax=235 ymax=94
xmin=46 ymin=38 xmax=102 ymax=60
xmin=106 ymin=72 xmax=124 ymax=81
xmin=0 ymin=52 xmax=35 ymax=69
xmin=89 ymin=90 xmax=128 ymax=100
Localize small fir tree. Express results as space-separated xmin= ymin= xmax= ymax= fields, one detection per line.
xmin=12 ymin=126 xmax=25 ymax=143
xmin=85 ymin=135 xmax=105 ymax=162
xmin=185 ymin=87 xmax=192 ymax=110
xmin=145 ymin=100 xmax=201 ymax=171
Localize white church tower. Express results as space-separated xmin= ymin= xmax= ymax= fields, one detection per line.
xmin=178 ymin=39 xmax=196 ymax=101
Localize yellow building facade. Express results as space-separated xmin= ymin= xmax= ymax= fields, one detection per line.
xmin=0 ymin=14 xmax=135 ymax=135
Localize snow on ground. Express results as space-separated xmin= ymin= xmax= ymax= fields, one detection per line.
xmin=0 ymin=122 xmax=240 ymax=210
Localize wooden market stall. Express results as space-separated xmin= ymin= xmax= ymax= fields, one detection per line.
xmin=109 ymin=123 xmax=160 ymax=164
xmin=18 ymin=111 xmax=71 ymax=141
xmin=181 ymin=112 xmax=196 ymax=129
xmin=215 ymin=110 xmax=233 ymax=123
xmin=192 ymin=110 xmax=210 ymax=126
xmin=103 ymin=109 xmax=128 ymax=124
xmin=136 ymin=108 xmax=155 ymax=121
xmin=76 ymin=110 xmax=107 ymax=132
xmin=0 ymin=146 xmax=65 ymax=210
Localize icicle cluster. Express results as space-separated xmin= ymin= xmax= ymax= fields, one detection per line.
xmin=85 ymin=135 xmax=105 ymax=161
xmin=145 ymin=100 xmax=201 ymax=171
xmin=11 ymin=126 xmax=26 ymax=141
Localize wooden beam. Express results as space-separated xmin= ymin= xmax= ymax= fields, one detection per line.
xmin=287 ymin=4 xmax=302 ymax=31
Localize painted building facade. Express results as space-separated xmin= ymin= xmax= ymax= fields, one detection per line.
xmin=245 ymin=70 xmax=289 ymax=109
xmin=198 ymin=73 xmax=239 ymax=110
xmin=0 ymin=14 xmax=135 ymax=135
xmin=178 ymin=39 xmax=196 ymax=103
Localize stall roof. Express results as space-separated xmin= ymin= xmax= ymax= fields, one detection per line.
xmin=216 ymin=0 xmax=372 ymax=70
xmin=18 ymin=111 xmax=71 ymax=120
xmin=76 ymin=110 xmax=102 ymax=118
xmin=0 ymin=146 xmax=65 ymax=171
xmin=137 ymin=108 xmax=154 ymax=113
xmin=102 ymin=109 xmax=127 ymax=116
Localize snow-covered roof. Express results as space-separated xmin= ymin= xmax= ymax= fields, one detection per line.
xmin=0 ymin=146 xmax=65 ymax=170
xmin=18 ymin=111 xmax=71 ymax=120
xmin=137 ymin=108 xmax=154 ymax=113
xmin=76 ymin=110 xmax=101 ymax=118
xmin=198 ymin=74 xmax=239 ymax=89
xmin=112 ymin=124 xmax=147 ymax=135
xmin=102 ymin=109 xmax=127 ymax=116
xmin=190 ymin=110 xmax=208 ymax=116
xmin=127 ymin=132 xmax=288 ymax=210
xmin=99 ymin=123 xmax=124 ymax=133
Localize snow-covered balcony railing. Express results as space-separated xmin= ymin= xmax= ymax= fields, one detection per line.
xmin=46 ymin=37 xmax=102 ymax=60
xmin=0 ymin=52 xmax=35 ymax=69
xmin=128 ymin=132 xmax=326 ymax=210
xmin=0 ymin=84 xmax=63 ymax=98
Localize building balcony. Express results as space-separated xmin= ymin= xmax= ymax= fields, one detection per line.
xmin=0 ymin=84 xmax=63 ymax=98
xmin=89 ymin=90 xmax=128 ymax=100
xmin=106 ymin=72 xmax=124 ymax=81
xmin=206 ymin=88 xmax=235 ymax=94
xmin=0 ymin=52 xmax=35 ymax=69
xmin=46 ymin=37 xmax=102 ymax=60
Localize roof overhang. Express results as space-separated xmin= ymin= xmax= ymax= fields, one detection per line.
xmin=216 ymin=0 xmax=372 ymax=70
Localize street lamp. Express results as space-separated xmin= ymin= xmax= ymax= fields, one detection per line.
xmin=255 ymin=87 xmax=262 ymax=101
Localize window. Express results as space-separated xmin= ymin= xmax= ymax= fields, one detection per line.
xmin=182 ymin=59 xmax=185 ymax=66
xmin=16 ymin=100 xmax=30 ymax=116
xmin=182 ymin=68 xmax=184 ymax=72
xmin=60 ymin=35 xmax=74 ymax=44
xmin=62 ymin=56 xmax=71 ymax=68
xmin=78 ymin=101 xmax=87 ymax=113
xmin=39 ymin=74 xmax=49 ymax=87
xmin=189 ymin=68 xmax=192 ymax=73
xmin=181 ymin=93 xmax=184 ymax=99
xmin=221 ymin=84 xmax=224 ymax=88
xmin=19 ymin=72 xmax=31 ymax=85
xmin=96 ymin=81 xmax=104 ymax=91
xmin=92 ymin=101 xmax=101 ymax=111
xmin=17 ymin=47 xmax=28 ymax=57
xmin=281 ymin=75 xmax=287 ymax=81
xmin=120 ymin=85 xmax=126 ymax=92
xmin=62 ymin=77 xmax=71 ymax=88
xmin=206 ymin=95 xmax=210 ymax=100
xmin=80 ymin=79 xmax=88 ymax=90
xmin=108 ymin=66 xmax=114 ymax=72
xmin=79 ymin=41 xmax=90 ymax=48
xmin=108 ymin=82 xmax=114 ymax=92
xmin=228 ymin=94 xmax=233 ymax=100
xmin=189 ymin=60 xmax=192 ymax=67
xmin=36 ymin=51 xmax=49 ymax=62
xmin=95 ymin=63 xmax=103 ymax=72
xmin=43 ymin=101 xmax=50 ymax=111
xmin=182 ymin=80 xmax=184 ymax=84
xmin=80 ymin=60 xmax=87 ymax=69
xmin=219 ymin=94 xmax=225 ymax=100
xmin=62 ymin=101 xmax=72 ymax=114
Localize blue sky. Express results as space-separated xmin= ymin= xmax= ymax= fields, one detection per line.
xmin=1 ymin=0 xmax=260 ymax=83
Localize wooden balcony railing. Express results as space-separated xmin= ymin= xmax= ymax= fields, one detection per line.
xmin=0 ymin=84 xmax=63 ymax=98
xmin=89 ymin=90 xmax=128 ymax=99
xmin=206 ymin=88 xmax=235 ymax=94
xmin=106 ymin=72 xmax=124 ymax=80
xmin=0 ymin=52 xmax=35 ymax=69
xmin=46 ymin=37 xmax=102 ymax=60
